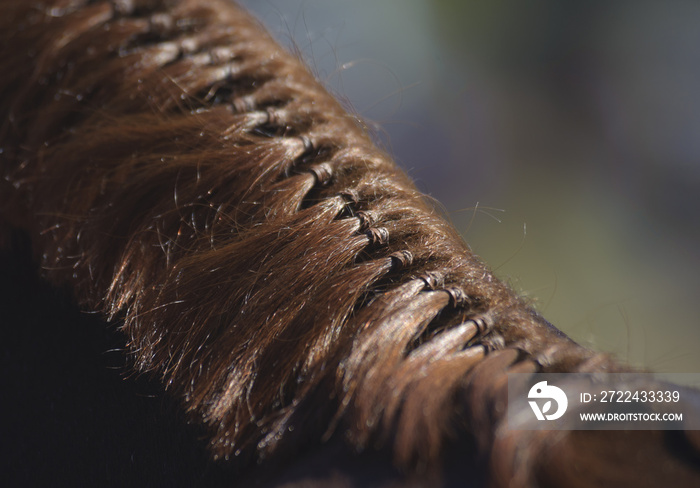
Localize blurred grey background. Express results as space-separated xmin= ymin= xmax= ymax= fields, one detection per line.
xmin=238 ymin=0 xmax=700 ymax=374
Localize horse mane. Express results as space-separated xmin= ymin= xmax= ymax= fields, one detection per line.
xmin=1 ymin=1 xmax=698 ymax=486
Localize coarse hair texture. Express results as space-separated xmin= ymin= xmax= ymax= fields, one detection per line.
xmin=1 ymin=0 xmax=699 ymax=486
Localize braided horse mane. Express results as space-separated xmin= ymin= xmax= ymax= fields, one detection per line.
xmin=1 ymin=1 xmax=698 ymax=486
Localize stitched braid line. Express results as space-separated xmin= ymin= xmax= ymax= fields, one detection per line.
xmin=2 ymin=1 xmax=699 ymax=486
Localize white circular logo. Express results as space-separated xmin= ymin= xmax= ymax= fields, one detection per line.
xmin=528 ymin=381 xmax=568 ymax=421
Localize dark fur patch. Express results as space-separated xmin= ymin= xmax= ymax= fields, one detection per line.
xmin=1 ymin=1 xmax=698 ymax=486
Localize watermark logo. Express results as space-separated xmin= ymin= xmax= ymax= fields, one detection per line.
xmin=528 ymin=381 xmax=568 ymax=421
xmin=509 ymin=373 xmax=698 ymax=430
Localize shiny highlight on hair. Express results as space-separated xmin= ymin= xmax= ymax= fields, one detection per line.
xmin=1 ymin=1 xmax=699 ymax=486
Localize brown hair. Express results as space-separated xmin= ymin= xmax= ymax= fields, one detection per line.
xmin=1 ymin=0 xmax=698 ymax=485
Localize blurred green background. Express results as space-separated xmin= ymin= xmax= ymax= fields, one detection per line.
xmin=239 ymin=0 xmax=700 ymax=374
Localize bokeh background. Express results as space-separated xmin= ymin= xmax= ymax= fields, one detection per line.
xmin=239 ymin=0 xmax=700 ymax=374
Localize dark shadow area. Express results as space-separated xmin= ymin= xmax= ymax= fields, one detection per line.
xmin=0 ymin=233 xmax=236 ymax=487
